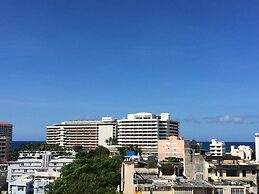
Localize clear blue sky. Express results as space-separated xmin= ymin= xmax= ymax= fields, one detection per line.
xmin=1 ymin=0 xmax=259 ymax=141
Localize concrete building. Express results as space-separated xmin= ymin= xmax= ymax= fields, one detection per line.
xmin=0 ymin=136 xmax=11 ymax=161
xmin=7 ymin=151 xmax=75 ymax=193
xmin=184 ymin=149 xmax=259 ymax=194
xmin=0 ymin=164 xmax=8 ymax=192
xmin=158 ymin=136 xmax=189 ymax=161
xmin=0 ymin=122 xmax=13 ymax=140
xmin=46 ymin=117 xmax=116 ymax=149
xmin=255 ymin=133 xmax=259 ymax=162
xmin=210 ymin=139 xmax=226 ymax=156
xmin=117 ymin=113 xmax=179 ymax=156
xmin=121 ymin=161 xmax=214 ymax=194
xmin=0 ymin=122 xmax=12 ymax=161
xmin=231 ymin=145 xmax=253 ymax=161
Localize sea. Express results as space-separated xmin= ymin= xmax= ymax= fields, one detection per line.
xmin=12 ymin=141 xmax=45 ymax=150
xmin=12 ymin=141 xmax=256 ymax=152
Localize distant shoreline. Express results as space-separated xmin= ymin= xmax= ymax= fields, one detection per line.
xmin=11 ymin=141 xmax=255 ymax=152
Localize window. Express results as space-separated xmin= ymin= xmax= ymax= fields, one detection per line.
xmin=226 ymin=170 xmax=238 ymax=177
xmin=252 ymin=170 xmax=256 ymax=175
xmin=231 ymin=188 xmax=244 ymax=194
xmin=242 ymin=170 xmax=246 ymax=177
xmin=18 ymin=186 xmax=24 ymax=191
xmin=215 ymin=188 xmax=223 ymax=194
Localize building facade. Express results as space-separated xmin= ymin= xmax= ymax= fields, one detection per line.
xmin=46 ymin=117 xmax=116 ymax=149
xmin=0 ymin=122 xmax=12 ymax=161
xmin=255 ymin=133 xmax=259 ymax=162
xmin=210 ymin=139 xmax=226 ymax=156
xmin=0 ymin=136 xmax=11 ymax=161
xmin=0 ymin=122 xmax=13 ymax=140
xmin=158 ymin=136 xmax=189 ymax=161
xmin=117 ymin=113 xmax=179 ymax=156
xmin=7 ymin=151 xmax=75 ymax=193
xmin=230 ymin=145 xmax=253 ymax=160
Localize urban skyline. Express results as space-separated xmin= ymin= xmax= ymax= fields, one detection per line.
xmin=1 ymin=1 xmax=259 ymax=141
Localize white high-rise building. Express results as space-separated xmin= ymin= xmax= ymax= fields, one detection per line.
xmin=210 ymin=139 xmax=226 ymax=156
xmin=117 ymin=112 xmax=179 ymax=156
xmin=255 ymin=133 xmax=259 ymax=162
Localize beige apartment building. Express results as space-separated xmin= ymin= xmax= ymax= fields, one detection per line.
xmin=46 ymin=117 xmax=116 ymax=149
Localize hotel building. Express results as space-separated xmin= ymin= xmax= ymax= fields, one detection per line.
xmin=46 ymin=117 xmax=116 ymax=149
xmin=117 ymin=113 xmax=179 ymax=156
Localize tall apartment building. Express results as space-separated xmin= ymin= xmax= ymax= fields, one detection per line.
xmin=0 ymin=122 xmax=13 ymax=140
xmin=210 ymin=139 xmax=226 ymax=156
xmin=117 ymin=113 xmax=179 ymax=156
xmin=255 ymin=133 xmax=259 ymax=162
xmin=0 ymin=122 xmax=12 ymax=161
xmin=0 ymin=136 xmax=11 ymax=161
xmin=46 ymin=117 xmax=116 ymax=149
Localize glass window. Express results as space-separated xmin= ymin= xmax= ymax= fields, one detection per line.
xmin=231 ymin=188 xmax=244 ymax=194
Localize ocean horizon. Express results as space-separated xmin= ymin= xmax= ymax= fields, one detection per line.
xmin=12 ymin=141 xmax=255 ymax=152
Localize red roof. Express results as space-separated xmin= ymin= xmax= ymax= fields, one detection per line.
xmin=0 ymin=122 xmax=11 ymax=125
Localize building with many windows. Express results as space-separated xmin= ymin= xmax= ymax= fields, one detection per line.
xmin=158 ymin=136 xmax=189 ymax=161
xmin=7 ymin=151 xmax=75 ymax=194
xmin=46 ymin=117 xmax=116 ymax=149
xmin=0 ymin=136 xmax=11 ymax=161
xmin=210 ymin=139 xmax=226 ymax=156
xmin=117 ymin=113 xmax=179 ymax=156
xmin=0 ymin=122 xmax=13 ymax=140
xmin=0 ymin=122 xmax=12 ymax=161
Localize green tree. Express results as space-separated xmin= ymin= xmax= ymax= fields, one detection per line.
xmin=46 ymin=146 xmax=122 ymax=194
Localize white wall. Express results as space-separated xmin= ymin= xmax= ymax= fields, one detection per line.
xmin=98 ymin=125 xmax=114 ymax=147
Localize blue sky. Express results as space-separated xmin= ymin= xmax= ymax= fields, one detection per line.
xmin=1 ymin=0 xmax=259 ymax=141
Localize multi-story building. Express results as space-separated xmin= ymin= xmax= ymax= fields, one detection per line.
xmin=158 ymin=136 xmax=189 ymax=161
xmin=255 ymin=133 xmax=259 ymax=162
xmin=117 ymin=113 xmax=179 ymax=156
xmin=184 ymin=149 xmax=259 ymax=194
xmin=0 ymin=136 xmax=11 ymax=161
xmin=0 ymin=122 xmax=12 ymax=161
xmin=0 ymin=122 xmax=13 ymax=140
xmin=7 ymin=151 xmax=75 ymax=193
xmin=0 ymin=164 xmax=8 ymax=192
xmin=46 ymin=117 xmax=116 ymax=149
xmin=121 ymin=161 xmax=214 ymax=194
xmin=210 ymin=139 xmax=226 ymax=156
xmin=230 ymin=145 xmax=253 ymax=160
